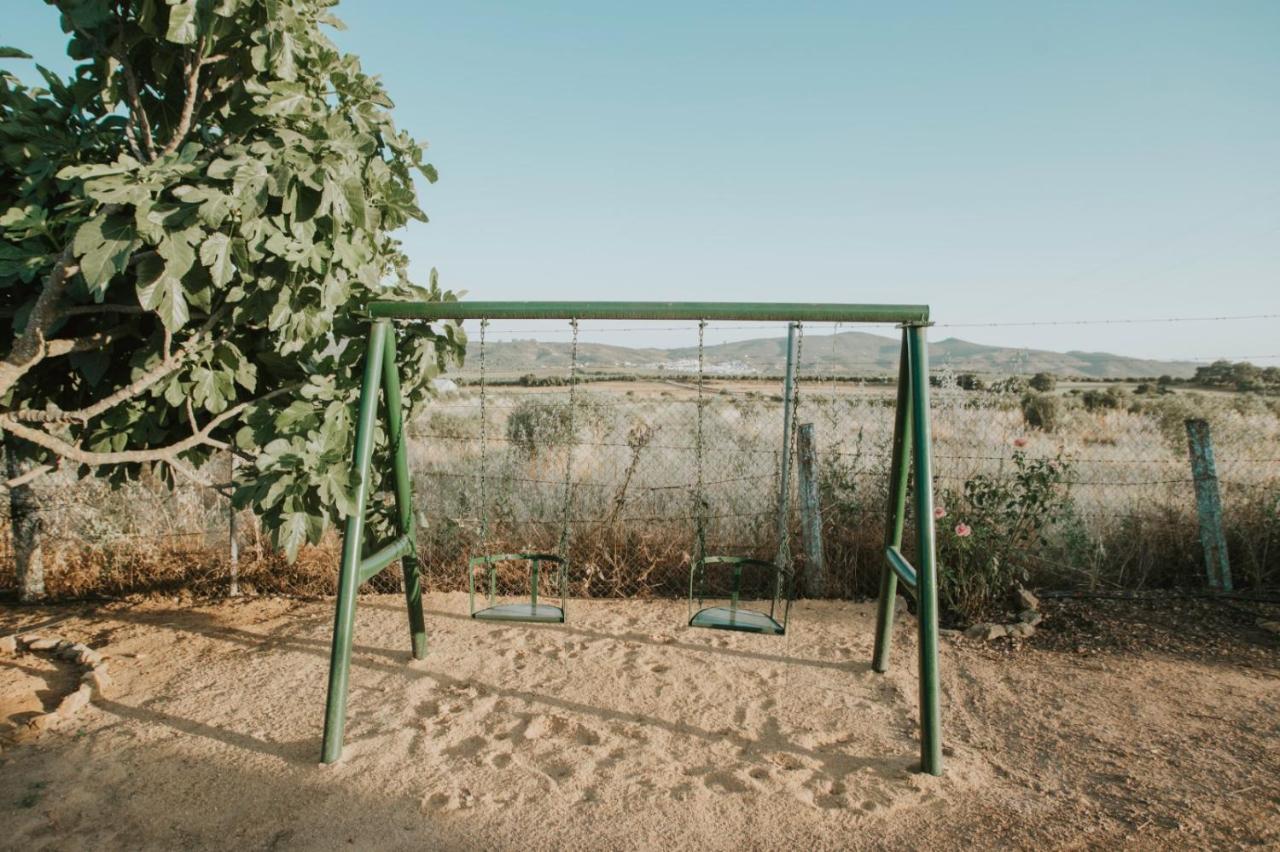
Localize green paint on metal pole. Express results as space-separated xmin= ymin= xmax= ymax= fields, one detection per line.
xmin=1185 ymin=418 xmax=1233 ymax=592
xmin=383 ymin=326 xmax=428 ymax=658
xmin=907 ymin=324 xmax=943 ymax=776
xmin=872 ymin=331 xmax=913 ymax=673
xmin=321 ymin=320 xmax=388 ymax=764
xmin=368 ymin=300 xmax=929 ymax=324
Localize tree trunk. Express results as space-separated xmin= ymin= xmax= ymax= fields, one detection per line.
xmin=4 ymin=440 xmax=45 ymax=602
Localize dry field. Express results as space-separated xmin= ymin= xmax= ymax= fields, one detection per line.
xmin=1 ymin=593 xmax=1277 ymax=850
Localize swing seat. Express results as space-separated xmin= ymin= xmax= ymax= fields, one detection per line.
xmin=689 ymin=606 xmax=785 ymax=635
xmin=688 ymin=556 xmax=790 ymax=636
xmin=473 ymin=602 xmax=565 ymax=623
xmin=469 ymin=553 xmax=568 ymax=625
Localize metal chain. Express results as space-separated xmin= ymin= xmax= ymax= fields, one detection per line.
xmin=693 ymin=319 xmax=707 ymax=563
xmin=477 ymin=318 xmax=489 ymax=556
xmin=558 ymin=319 xmax=580 ymax=557
xmin=777 ymin=322 xmax=803 ymax=569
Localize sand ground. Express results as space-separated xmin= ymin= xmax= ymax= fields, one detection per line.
xmin=1 ymin=593 xmax=1277 ymax=851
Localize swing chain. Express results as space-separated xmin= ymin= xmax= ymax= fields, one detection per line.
xmin=477 ymin=318 xmax=489 ymax=558
xmin=776 ymin=322 xmax=804 ymax=571
xmin=558 ymin=319 xmax=580 ymax=559
xmin=693 ymin=319 xmax=708 ymax=564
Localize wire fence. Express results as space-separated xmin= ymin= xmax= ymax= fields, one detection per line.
xmin=1 ymin=323 xmax=1279 ymax=605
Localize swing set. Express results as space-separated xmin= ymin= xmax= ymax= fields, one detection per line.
xmin=320 ymin=301 xmax=943 ymax=776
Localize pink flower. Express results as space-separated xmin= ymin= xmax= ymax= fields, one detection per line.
xmin=1013 ymin=437 xmax=1029 ymax=448
xmin=933 ymin=506 xmax=947 ymax=520
xmin=954 ymin=522 xmax=972 ymax=538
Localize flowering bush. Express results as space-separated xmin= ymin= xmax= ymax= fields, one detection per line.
xmin=936 ymin=450 xmax=1073 ymax=622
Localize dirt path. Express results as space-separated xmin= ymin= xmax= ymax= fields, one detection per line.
xmin=1 ymin=594 xmax=1277 ymax=850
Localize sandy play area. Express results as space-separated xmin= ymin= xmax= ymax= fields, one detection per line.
xmin=1 ymin=593 xmax=1277 ymax=850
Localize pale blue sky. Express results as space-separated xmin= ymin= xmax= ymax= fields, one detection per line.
xmin=8 ymin=1 xmax=1279 ymax=361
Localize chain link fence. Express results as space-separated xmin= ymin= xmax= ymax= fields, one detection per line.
xmin=2 ymin=323 xmax=1279 ymax=607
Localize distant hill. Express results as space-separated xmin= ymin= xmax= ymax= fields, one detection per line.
xmin=463 ymin=331 xmax=1200 ymax=379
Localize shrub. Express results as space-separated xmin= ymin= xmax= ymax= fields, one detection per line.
xmin=1021 ymin=392 xmax=1059 ymax=432
xmin=937 ymin=451 xmax=1073 ymax=621
xmin=1081 ymin=387 xmax=1126 ymax=412
xmin=1029 ymin=372 xmax=1057 ymax=392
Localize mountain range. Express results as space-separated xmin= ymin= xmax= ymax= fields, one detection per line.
xmin=462 ymin=331 xmax=1201 ymax=379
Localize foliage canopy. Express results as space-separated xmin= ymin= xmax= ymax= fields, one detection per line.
xmin=0 ymin=0 xmax=464 ymax=559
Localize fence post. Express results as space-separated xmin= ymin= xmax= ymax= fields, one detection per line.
xmin=228 ymin=454 xmax=240 ymax=597
xmin=796 ymin=422 xmax=825 ymax=596
xmin=1184 ymin=418 xmax=1232 ymax=592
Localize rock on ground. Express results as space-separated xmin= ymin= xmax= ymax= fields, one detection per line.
xmin=965 ymin=623 xmax=1007 ymax=641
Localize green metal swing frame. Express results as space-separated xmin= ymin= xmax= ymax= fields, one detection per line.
xmin=320 ymin=301 xmax=943 ymax=776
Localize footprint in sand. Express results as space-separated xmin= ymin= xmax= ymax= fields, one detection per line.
xmin=422 ymin=787 xmax=478 ymax=812
xmin=702 ymin=770 xmax=750 ymax=794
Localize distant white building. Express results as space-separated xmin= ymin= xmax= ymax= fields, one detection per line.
xmin=661 ymin=359 xmax=759 ymax=375
xmin=430 ymin=377 xmax=459 ymax=395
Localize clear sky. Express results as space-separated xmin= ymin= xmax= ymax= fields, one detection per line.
xmin=7 ymin=1 xmax=1279 ymax=361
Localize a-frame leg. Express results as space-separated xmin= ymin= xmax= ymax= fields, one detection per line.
xmin=382 ymin=326 xmax=427 ymax=659
xmin=872 ymin=330 xmax=913 ymax=672
xmin=321 ymin=320 xmax=389 ymax=764
xmin=906 ymin=324 xmax=943 ymax=776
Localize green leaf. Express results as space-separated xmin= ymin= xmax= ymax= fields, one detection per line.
xmin=74 ymin=214 xmax=138 ymax=294
xmin=342 ymin=178 xmax=368 ymax=228
xmin=157 ymin=232 xmax=196 ymax=278
xmin=278 ymin=511 xmax=309 ymax=562
xmin=199 ymin=232 xmax=236 ymax=286
xmin=258 ymin=81 xmax=308 ymax=117
xmin=0 ymin=47 xmax=33 ymax=59
xmin=136 ymin=255 xmax=190 ymax=330
xmin=166 ymin=1 xmax=199 ymax=44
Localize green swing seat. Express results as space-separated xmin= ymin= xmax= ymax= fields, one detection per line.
xmin=469 ymin=553 xmax=567 ymax=624
xmin=688 ymin=556 xmax=791 ymax=636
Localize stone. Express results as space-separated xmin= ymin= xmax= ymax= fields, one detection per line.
xmin=28 ymin=637 xmax=61 ymax=651
xmin=1257 ymin=619 xmax=1280 ymax=635
xmin=56 ymin=684 xmax=93 ymax=718
xmin=28 ymin=713 xmax=59 ymax=732
xmin=1014 ymin=584 xmax=1040 ymax=612
xmin=68 ymin=644 xmax=102 ymax=667
xmin=1007 ymin=622 xmax=1036 ymax=639
xmin=0 ymin=635 xmax=16 ymax=656
xmin=964 ymin=623 xmax=1007 ymax=641
xmin=82 ymin=665 xmax=113 ymax=698
xmin=1018 ymin=609 xmax=1043 ymax=626
xmin=894 ymin=595 xmax=909 ymax=617
xmin=17 ymin=633 xmax=44 ymax=648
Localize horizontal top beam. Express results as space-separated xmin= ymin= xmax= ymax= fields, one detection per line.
xmin=367 ymin=301 xmax=930 ymax=324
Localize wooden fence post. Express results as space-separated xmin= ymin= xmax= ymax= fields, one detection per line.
xmin=229 ymin=454 xmax=240 ymax=597
xmin=796 ymin=422 xmax=825 ymax=597
xmin=1184 ymin=418 xmax=1232 ymax=592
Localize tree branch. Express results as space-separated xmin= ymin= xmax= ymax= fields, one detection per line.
xmin=44 ymin=324 xmax=133 ymax=358
xmin=58 ymin=304 xmax=147 ymax=319
xmin=0 ymin=384 xmax=300 ymax=475
xmin=0 ymin=247 xmax=79 ymax=400
xmin=159 ymin=38 xmax=208 ymax=157
xmin=3 ymin=464 xmax=55 ymax=490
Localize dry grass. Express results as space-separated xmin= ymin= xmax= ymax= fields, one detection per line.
xmin=2 ymin=378 xmax=1277 ymax=607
